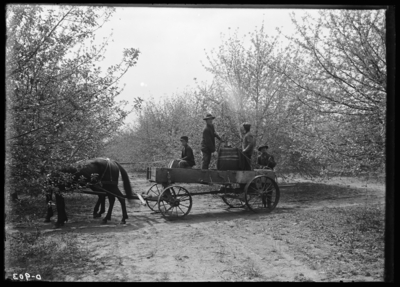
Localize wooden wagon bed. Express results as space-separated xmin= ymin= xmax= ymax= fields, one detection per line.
xmin=144 ymin=166 xmax=280 ymax=219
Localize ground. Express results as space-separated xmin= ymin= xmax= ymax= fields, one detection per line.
xmin=5 ymin=172 xmax=385 ymax=282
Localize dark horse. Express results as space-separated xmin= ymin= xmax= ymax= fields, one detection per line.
xmin=45 ymin=158 xmax=135 ymax=228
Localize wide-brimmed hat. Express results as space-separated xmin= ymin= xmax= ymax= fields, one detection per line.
xmin=180 ymin=136 xmax=189 ymax=142
xmin=258 ymin=144 xmax=269 ymax=151
xmin=203 ymin=113 xmax=215 ymax=120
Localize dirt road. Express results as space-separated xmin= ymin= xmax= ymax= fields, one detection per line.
xmin=9 ymin=173 xmax=385 ymax=282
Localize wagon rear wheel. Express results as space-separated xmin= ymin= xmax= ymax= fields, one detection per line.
xmin=244 ymin=175 xmax=280 ymax=213
xmin=221 ymin=193 xmax=246 ymax=208
xmin=145 ymin=183 xmax=163 ymax=211
xmin=158 ymin=186 xmax=192 ymax=219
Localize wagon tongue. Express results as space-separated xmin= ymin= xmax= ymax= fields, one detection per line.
xmin=136 ymin=193 xmax=146 ymax=205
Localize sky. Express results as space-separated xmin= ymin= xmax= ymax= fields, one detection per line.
xmin=71 ymin=6 xmax=319 ymax=124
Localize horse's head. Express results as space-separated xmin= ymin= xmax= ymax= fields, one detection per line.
xmin=44 ymin=165 xmax=81 ymax=193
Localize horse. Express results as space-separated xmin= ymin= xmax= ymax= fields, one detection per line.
xmin=45 ymin=157 xmax=136 ymax=228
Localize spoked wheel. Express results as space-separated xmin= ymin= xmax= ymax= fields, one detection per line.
xmin=157 ymin=186 xmax=192 ymax=219
xmin=244 ymin=175 xmax=280 ymax=213
xmin=221 ymin=192 xmax=246 ymax=208
xmin=146 ymin=183 xmax=164 ymax=211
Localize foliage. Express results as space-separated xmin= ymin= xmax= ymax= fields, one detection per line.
xmin=7 ymin=230 xmax=89 ymax=280
xmin=281 ymin=10 xmax=386 ymax=174
xmin=103 ymin=92 xmax=211 ymax=170
xmin=95 ymin=10 xmax=386 ymax=178
xmin=6 ymin=5 xmax=140 ymax=196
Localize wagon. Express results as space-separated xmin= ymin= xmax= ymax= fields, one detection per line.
xmin=143 ymin=166 xmax=280 ymax=219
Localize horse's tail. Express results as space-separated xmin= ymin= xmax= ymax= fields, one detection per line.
xmin=114 ymin=161 xmax=135 ymax=200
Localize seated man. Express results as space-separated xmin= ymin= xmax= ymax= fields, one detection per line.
xmin=178 ymin=136 xmax=196 ymax=168
xmin=257 ymin=144 xmax=276 ymax=170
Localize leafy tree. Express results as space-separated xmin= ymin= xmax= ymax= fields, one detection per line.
xmin=6 ymin=5 xmax=140 ymax=198
xmin=281 ymin=10 xmax=386 ymax=174
xmin=103 ymin=92 xmax=211 ymax=170
xmin=202 ymin=26 xmax=305 ymax=171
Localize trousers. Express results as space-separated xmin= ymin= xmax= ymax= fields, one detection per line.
xmin=179 ymin=160 xmax=192 ymax=168
xmin=242 ymin=153 xmax=252 ymax=171
xmin=201 ymin=151 xmax=212 ymax=169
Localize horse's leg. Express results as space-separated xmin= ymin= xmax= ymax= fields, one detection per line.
xmin=102 ymin=195 xmax=115 ymax=224
xmin=93 ymin=196 xmax=102 ymax=218
xmin=99 ymin=194 xmax=106 ymax=215
xmin=111 ymin=186 xmax=129 ymax=224
xmin=90 ymin=186 xmax=106 ymax=218
xmin=54 ymin=193 xmax=68 ymax=228
xmin=44 ymin=191 xmax=53 ymax=223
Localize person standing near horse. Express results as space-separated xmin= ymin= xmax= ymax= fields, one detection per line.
xmin=44 ymin=158 xmax=137 ymax=228
xmin=201 ymin=113 xmax=223 ymax=169
xmin=241 ymin=122 xmax=256 ymax=170
xmin=257 ymin=144 xmax=277 ymax=169
xmin=178 ymin=136 xmax=195 ymax=168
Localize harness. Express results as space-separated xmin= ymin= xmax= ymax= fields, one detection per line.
xmin=75 ymin=158 xmax=118 ymax=187
xmin=96 ymin=158 xmax=119 ymax=186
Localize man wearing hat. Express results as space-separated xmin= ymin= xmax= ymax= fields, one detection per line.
xmin=201 ymin=113 xmax=223 ymax=169
xmin=241 ymin=122 xmax=256 ymax=170
xmin=178 ymin=136 xmax=195 ymax=168
xmin=257 ymin=144 xmax=276 ymax=169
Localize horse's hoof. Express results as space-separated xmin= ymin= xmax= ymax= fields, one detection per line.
xmin=101 ymin=219 xmax=108 ymax=224
xmin=120 ymin=220 xmax=126 ymax=225
xmin=93 ymin=214 xmax=101 ymax=218
xmin=44 ymin=218 xmax=51 ymax=223
xmin=53 ymin=222 xmax=64 ymax=229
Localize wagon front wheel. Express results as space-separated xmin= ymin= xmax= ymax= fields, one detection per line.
xmin=244 ymin=175 xmax=280 ymax=213
xmin=158 ymin=186 xmax=192 ymax=219
xmin=146 ymin=183 xmax=164 ymax=211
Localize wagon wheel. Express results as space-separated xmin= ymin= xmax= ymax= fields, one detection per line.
xmin=157 ymin=186 xmax=192 ymax=219
xmin=244 ymin=175 xmax=280 ymax=213
xmin=145 ymin=183 xmax=164 ymax=211
xmin=221 ymin=193 xmax=246 ymax=208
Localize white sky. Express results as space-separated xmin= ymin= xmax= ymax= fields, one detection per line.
xmin=74 ymin=6 xmax=319 ymax=124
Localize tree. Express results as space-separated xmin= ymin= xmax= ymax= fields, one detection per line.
xmin=6 ymin=5 xmax=140 ymax=197
xmin=202 ymin=26 xmax=305 ymax=171
xmin=102 ymin=91 xmax=209 ymax=170
xmin=281 ymin=10 xmax=386 ymax=174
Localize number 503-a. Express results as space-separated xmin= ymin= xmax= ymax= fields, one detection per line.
xmin=13 ymin=273 xmax=41 ymax=280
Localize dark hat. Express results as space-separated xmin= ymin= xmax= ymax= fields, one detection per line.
xmin=203 ymin=113 xmax=215 ymax=120
xmin=258 ymin=144 xmax=269 ymax=151
xmin=180 ymin=136 xmax=189 ymax=142
xmin=242 ymin=122 xmax=251 ymax=128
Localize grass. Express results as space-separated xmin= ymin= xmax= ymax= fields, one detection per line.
xmin=5 ymin=192 xmax=99 ymax=281
xmin=264 ymin=202 xmax=385 ymax=281
xmin=7 ymin=192 xmax=100 ymax=227
xmin=222 ymin=261 xmax=264 ymax=282
xmin=7 ymin=194 xmax=49 ymax=225
xmin=5 ymin=230 xmax=90 ymax=281
xmin=5 ymin=174 xmax=385 ymax=282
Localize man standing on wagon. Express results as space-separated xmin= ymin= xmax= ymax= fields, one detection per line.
xmin=241 ymin=122 xmax=256 ymax=170
xmin=201 ymin=113 xmax=223 ymax=169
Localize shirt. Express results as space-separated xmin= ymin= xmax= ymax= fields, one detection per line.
xmin=242 ymin=131 xmax=255 ymax=156
xmin=257 ymin=153 xmax=276 ymax=169
xmin=181 ymin=145 xmax=196 ymax=167
xmin=201 ymin=124 xmax=221 ymax=153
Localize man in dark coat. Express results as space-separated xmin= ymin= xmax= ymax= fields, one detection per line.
xmin=257 ymin=144 xmax=276 ymax=169
xmin=178 ymin=136 xmax=195 ymax=168
xmin=241 ymin=122 xmax=255 ymax=170
xmin=201 ymin=113 xmax=223 ymax=169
